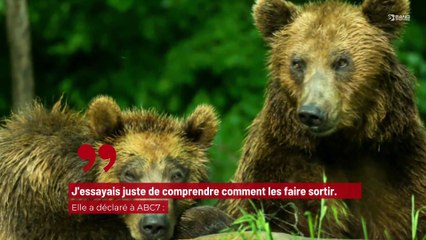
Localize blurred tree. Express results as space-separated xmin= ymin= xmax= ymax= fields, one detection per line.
xmin=5 ymin=0 xmax=34 ymax=110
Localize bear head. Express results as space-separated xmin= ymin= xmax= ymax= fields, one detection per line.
xmin=86 ymin=96 xmax=218 ymax=240
xmin=254 ymin=0 xmax=416 ymax=140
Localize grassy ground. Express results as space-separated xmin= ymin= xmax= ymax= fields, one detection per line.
xmin=216 ymin=196 xmax=426 ymax=240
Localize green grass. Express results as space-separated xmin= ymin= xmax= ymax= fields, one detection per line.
xmin=412 ymin=195 xmax=426 ymax=240
xmin=304 ymin=198 xmax=329 ymax=239
xmin=360 ymin=217 xmax=368 ymax=240
xmin=304 ymin=173 xmax=329 ymax=239
xmin=231 ymin=201 xmax=273 ymax=240
xmin=224 ymin=193 xmax=425 ymax=240
xmin=222 ymin=176 xmax=425 ymax=240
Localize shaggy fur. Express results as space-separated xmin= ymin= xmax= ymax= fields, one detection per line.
xmin=175 ymin=206 xmax=234 ymax=238
xmin=222 ymin=0 xmax=426 ymax=238
xmin=0 ymin=96 xmax=221 ymax=240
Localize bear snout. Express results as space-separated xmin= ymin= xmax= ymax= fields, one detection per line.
xmin=297 ymin=104 xmax=339 ymax=136
xmin=140 ymin=214 xmax=172 ymax=240
xmin=298 ymin=104 xmax=326 ymax=128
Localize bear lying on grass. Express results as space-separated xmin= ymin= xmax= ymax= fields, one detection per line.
xmin=0 ymin=96 xmax=232 ymax=240
xmin=223 ymin=0 xmax=426 ymax=238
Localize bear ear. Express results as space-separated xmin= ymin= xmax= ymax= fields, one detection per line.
xmin=182 ymin=105 xmax=219 ymax=148
xmin=87 ymin=96 xmax=124 ymax=139
xmin=253 ymin=0 xmax=299 ymax=39
xmin=362 ymin=0 xmax=410 ymax=37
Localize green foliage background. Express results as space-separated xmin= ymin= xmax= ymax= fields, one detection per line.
xmin=0 ymin=0 xmax=425 ymax=182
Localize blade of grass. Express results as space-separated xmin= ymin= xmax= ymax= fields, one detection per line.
xmin=361 ymin=216 xmax=368 ymax=240
xmin=412 ymin=195 xmax=426 ymax=240
xmin=304 ymin=211 xmax=315 ymax=239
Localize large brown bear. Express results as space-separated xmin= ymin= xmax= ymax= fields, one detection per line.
xmin=222 ymin=0 xmax=426 ymax=238
xmin=0 ymin=96 xmax=230 ymax=240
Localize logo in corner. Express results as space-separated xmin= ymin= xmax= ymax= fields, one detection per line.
xmin=388 ymin=13 xmax=410 ymax=22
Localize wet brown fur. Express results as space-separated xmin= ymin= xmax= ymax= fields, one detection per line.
xmin=175 ymin=206 xmax=235 ymax=238
xmin=222 ymin=0 xmax=426 ymax=238
xmin=0 ymin=96 xmax=220 ymax=240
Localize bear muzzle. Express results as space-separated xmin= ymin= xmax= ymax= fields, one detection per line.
xmin=298 ymin=104 xmax=337 ymax=136
xmin=298 ymin=104 xmax=326 ymax=128
xmin=140 ymin=214 xmax=173 ymax=240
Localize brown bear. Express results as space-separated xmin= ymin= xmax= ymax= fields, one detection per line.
xmin=0 ymin=96 xmax=229 ymax=240
xmin=222 ymin=0 xmax=426 ymax=239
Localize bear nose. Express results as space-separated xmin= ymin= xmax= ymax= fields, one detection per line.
xmin=298 ymin=105 xmax=326 ymax=128
xmin=140 ymin=214 xmax=169 ymax=239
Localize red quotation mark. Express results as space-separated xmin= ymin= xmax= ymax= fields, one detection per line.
xmin=77 ymin=144 xmax=116 ymax=172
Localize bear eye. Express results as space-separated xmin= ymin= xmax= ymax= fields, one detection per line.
xmin=333 ymin=56 xmax=350 ymax=70
xmin=290 ymin=59 xmax=305 ymax=72
xmin=170 ymin=169 xmax=185 ymax=182
xmin=122 ymin=170 xmax=138 ymax=182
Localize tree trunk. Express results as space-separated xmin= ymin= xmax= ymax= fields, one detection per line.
xmin=5 ymin=0 xmax=35 ymax=111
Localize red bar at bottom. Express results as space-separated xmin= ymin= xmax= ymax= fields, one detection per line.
xmin=68 ymin=200 xmax=168 ymax=214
